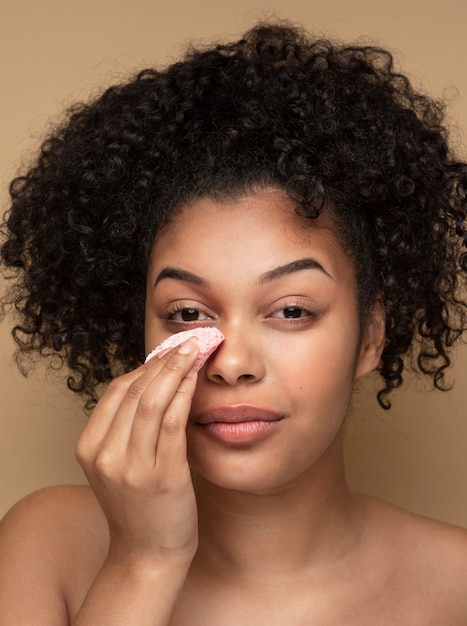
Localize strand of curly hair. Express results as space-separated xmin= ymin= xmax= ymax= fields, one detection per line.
xmin=1 ymin=22 xmax=467 ymax=410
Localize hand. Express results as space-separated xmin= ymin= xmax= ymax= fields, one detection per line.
xmin=75 ymin=339 xmax=200 ymax=569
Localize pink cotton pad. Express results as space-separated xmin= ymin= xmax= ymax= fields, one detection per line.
xmin=145 ymin=327 xmax=225 ymax=370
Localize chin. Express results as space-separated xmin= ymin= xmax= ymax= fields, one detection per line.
xmin=188 ymin=452 xmax=314 ymax=495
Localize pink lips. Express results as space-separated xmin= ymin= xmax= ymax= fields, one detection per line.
xmin=193 ymin=405 xmax=284 ymax=444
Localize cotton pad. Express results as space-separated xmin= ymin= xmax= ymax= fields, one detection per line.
xmin=145 ymin=327 xmax=225 ymax=370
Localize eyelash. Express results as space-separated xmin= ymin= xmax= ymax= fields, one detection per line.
xmin=268 ymin=299 xmax=321 ymax=326
xmin=161 ymin=300 xmax=320 ymax=326
xmin=271 ymin=304 xmax=319 ymax=319
xmin=162 ymin=302 xmax=213 ymax=324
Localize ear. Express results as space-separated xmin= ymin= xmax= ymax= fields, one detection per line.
xmin=355 ymin=296 xmax=386 ymax=379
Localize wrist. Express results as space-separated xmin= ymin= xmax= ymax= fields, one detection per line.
xmin=105 ymin=546 xmax=195 ymax=584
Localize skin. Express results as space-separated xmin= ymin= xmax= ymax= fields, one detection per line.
xmin=1 ymin=188 xmax=467 ymax=625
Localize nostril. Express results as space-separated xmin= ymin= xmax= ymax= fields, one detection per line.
xmin=204 ymin=335 xmax=266 ymax=385
xmin=209 ymin=371 xmax=257 ymax=384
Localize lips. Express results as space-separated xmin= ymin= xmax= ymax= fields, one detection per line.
xmin=192 ymin=404 xmax=285 ymax=444
xmin=193 ymin=404 xmax=284 ymax=425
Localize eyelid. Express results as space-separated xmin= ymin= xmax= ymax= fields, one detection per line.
xmin=266 ymin=296 xmax=320 ymax=315
xmin=160 ymin=297 xmax=322 ymax=326
xmin=268 ymin=307 xmax=320 ymax=320
xmin=161 ymin=300 xmax=215 ymax=323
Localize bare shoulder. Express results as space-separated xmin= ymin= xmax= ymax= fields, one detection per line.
xmin=362 ymin=495 xmax=467 ymax=622
xmin=0 ymin=485 xmax=108 ymax=625
xmin=372 ymin=496 xmax=467 ymax=570
xmin=404 ymin=505 xmax=467 ymax=586
xmin=0 ymin=484 xmax=108 ymax=555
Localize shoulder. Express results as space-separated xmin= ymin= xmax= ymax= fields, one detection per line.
xmin=404 ymin=508 xmax=467 ymax=588
xmin=374 ymin=498 xmax=467 ymax=571
xmin=0 ymin=484 xmax=107 ymax=551
xmin=362 ymin=496 xmax=467 ymax=621
xmin=0 ymin=485 xmax=108 ymax=625
xmin=403 ymin=509 xmax=467 ymax=621
xmin=1 ymin=483 xmax=100 ymax=519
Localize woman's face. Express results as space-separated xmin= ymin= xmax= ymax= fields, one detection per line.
xmin=145 ymin=189 xmax=383 ymax=492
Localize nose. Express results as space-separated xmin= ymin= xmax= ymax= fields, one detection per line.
xmin=204 ymin=324 xmax=266 ymax=386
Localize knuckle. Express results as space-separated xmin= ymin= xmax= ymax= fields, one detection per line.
xmin=164 ymin=357 xmax=184 ymax=374
xmin=93 ymin=450 xmax=117 ymax=478
xmin=75 ymin=432 xmax=96 ymax=466
xmin=126 ymin=378 xmax=148 ymax=401
xmin=107 ymin=376 xmax=130 ymax=397
xmin=118 ymin=466 xmax=142 ymax=491
xmin=74 ymin=438 xmax=89 ymax=465
xmin=174 ymin=384 xmax=190 ymax=398
xmin=161 ymin=410 xmax=183 ymax=437
xmin=136 ymin=394 xmax=161 ymax=420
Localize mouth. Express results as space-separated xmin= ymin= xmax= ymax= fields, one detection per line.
xmin=192 ymin=404 xmax=285 ymax=444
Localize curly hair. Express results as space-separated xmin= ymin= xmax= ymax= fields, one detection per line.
xmin=1 ymin=22 xmax=467 ymax=410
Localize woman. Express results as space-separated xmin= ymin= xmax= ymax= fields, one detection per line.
xmin=1 ymin=22 xmax=467 ymax=624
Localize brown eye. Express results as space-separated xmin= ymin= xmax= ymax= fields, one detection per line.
xmin=164 ymin=305 xmax=213 ymax=324
xmin=269 ymin=303 xmax=319 ymax=321
xmin=179 ymin=308 xmax=200 ymax=321
xmin=284 ymin=307 xmax=304 ymax=318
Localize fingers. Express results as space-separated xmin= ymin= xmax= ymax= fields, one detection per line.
xmin=76 ymin=339 xmax=199 ymax=472
xmin=126 ymin=346 xmax=199 ymax=468
xmin=74 ymin=339 xmax=201 ymax=565
xmin=151 ymin=373 xmax=198 ymax=486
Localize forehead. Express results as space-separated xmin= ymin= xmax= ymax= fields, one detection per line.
xmin=149 ymin=189 xmax=354 ymax=283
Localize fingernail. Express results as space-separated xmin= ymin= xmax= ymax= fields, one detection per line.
xmin=178 ymin=339 xmax=197 ymax=355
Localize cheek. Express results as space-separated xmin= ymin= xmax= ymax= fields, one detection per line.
xmin=275 ymin=327 xmax=361 ymax=416
xmin=276 ymin=325 xmax=361 ymax=383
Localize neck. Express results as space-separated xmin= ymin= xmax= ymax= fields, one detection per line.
xmin=191 ymin=434 xmax=364 ymax=581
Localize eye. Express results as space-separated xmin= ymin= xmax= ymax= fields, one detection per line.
xmin=173 ymin=307 xmax=202 ymax=322
xmin=271 ymin=305 xmax=314 ymax=319
xmin=267 ymin=299 xmax=321 ymax=326
xmin=163 ymin=304 xmax=213 ymax=324
xmin=283 ymin=306 xmax=307 ymax=319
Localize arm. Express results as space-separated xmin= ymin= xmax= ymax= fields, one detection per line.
xmin=72 ymin=554 xmax=190 ymax=625
xmin=0 ymin=340 xmax=201 ymax=625
xmin=73 ymin=339 xmax=200 ymax=625
xmin=0 ymin=489 xmax=73 ymax=625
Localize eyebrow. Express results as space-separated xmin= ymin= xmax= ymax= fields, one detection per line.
xmin=154 ymin=258 xmax=333 ymax=289
xmin=154 ymin=267 xmax=210 ymax=288
xmin=258 ymin=258 xmax=334 ymax=284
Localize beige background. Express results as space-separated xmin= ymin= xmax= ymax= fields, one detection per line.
xmin=1 ymin=0 xmax=467 ymax=523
